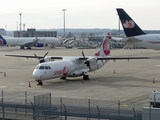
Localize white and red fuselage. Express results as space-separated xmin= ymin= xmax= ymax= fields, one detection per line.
xmin=33 ymin=57 xmax=107 ymax=80
xmin=5 ymin=32 xmax=149 ymax=83
xmin=32 ymin=36 xmax=111 ymax=81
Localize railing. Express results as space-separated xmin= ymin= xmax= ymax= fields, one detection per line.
xmin=0 ymin=90 xmax=142 ymax=120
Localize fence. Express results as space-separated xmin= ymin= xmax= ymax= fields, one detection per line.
xmin=0 ymin=90 xmax=142 ymax=120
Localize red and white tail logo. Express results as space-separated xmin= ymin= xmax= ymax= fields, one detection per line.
xmin=94 ymin=32 xmax=111 ymax=57
xmin=123 ymin=20 xmax=135 ymax=29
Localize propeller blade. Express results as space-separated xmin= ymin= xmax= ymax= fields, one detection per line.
xmin=44 ymin=51 xmax=49 ymax=58
xmin=84 ymin=60 xmax=91 ymax=71
xmin=82 ymin=51 xmax=85 ymax=59
xmin=88 ymin=64 xmax=91 ymax=71
xmin=34 ymin=53 xmax=40 ymax=60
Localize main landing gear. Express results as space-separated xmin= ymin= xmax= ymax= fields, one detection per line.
xmin=20 ymin=46 xmax=25 ymax=49
xmin=83 ymin=74 xmax=90 ymax=80
xmin=37 ymin=80 xmax=43 ymax=85
xmin=27 ymin=47 xmax=31 ymax=49
xmin=60 ymin=77 xmax=66 ymax=80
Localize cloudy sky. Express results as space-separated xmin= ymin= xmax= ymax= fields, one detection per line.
xmin=0 ymin=0 xmax=160 ymax=30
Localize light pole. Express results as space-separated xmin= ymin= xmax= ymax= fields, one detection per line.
xmin=62 ymin=9 xmax=66 ymax=38
xmin=5 ymin=25 xmax=7 ymax=36
xmin=19 ymin=12 xmax=22 ymax=37
xmin=118 ymin=17 xmax=120 ymax=36
xmin=16 ymin=22 xmax=18 ymax=31
xmin=116 ymin=14 xmax=120 ymax=36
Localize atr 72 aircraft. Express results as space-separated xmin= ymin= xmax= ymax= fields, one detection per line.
xmin=0 ymin=35 xmax=61 ymax=49
xmin=116 ymin=8 xmax=160 ymax=50
xmin=6 ymin=33 xmax=149 ymax=85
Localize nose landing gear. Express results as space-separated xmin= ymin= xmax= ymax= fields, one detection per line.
xmin=37 ymin=80 xmax=43 ymax=85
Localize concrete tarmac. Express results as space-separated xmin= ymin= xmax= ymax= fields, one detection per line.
xmin=0 ymin=46 xmax=160 ymax=110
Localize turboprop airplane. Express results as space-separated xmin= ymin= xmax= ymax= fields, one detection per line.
xmin=116 ymin=8 xmax=160 ymax=50
xmin=0 ymin=35 xmax=61 ymax=49
xmin=5 ymin=33 xmax=150 ymax=85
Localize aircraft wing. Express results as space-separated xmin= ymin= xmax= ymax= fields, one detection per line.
xmin=96 ymin=56 xmax=150 ymax=60
xmin=126 ymin=37 xmax=143 ymax=43
xmin=5 ymin=54 xmax=150 ymax=61
xmin=111 ymin=37 xmax=123 ymax=41
xmin=79 ymin=56 xmax=150 ymax=60
xmin=5 ymin=54 xmax=63 ymax=59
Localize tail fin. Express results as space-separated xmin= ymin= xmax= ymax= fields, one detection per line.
xmin=94 ymin=32 xmax=111 ymax=57
xmin=0 ymin=35 xmax=7 ymax=45
xmin=116 ymin=8 xmax=146 ymax=37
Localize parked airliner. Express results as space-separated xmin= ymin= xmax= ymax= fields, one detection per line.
xmin=116 ymin=8 xmax=160 ymax=50
xmin=0 ymin=35 xmax=61 ymax=49
xmin=5 ymin=33 xmax=149 ymax=85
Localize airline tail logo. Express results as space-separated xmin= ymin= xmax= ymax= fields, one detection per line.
xmin=0 ymin=38 xmax=3 ymax=45
xmin=94 ymin=32 xmax=111 ymax=57
xmin=103 ymin=39 xmax=110 ymax=56
xmin=94 ymin=39 xmax=110 ymax=57
xmin=123 ymin=20 xmax=135 ymax=28
xmin=0 ymin=35 xmax=7 ymax=45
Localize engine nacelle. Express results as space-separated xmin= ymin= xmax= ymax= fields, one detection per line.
xmin=86 ymin=57 xmax=97 ymax=66
xmin=39 ymin=56 xmax=53 ymax=63
xmin=44 ymin=56 xmax=52 ymax=62
xmin=34 ymin=42 xmax=44 ymax=47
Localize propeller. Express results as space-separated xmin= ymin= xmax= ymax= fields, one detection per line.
xmin=82 ymin=51 xmax=91 ymax=71
xmin=82 ymin=51 xmax=85 ymax=59
xmin=34 ymin=53 xmax=40 ymax=60
xmin=44 ymin=51 xmax=49 ymax=58
xmin=34 ymin=51 xmax=49 ymax=63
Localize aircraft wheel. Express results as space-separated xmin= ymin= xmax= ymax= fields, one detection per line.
xmin=20 ymin=46 xmax=25 ymax=49
xmin=40 ymin=81 xmax=43 ymax=85
xmin=37 ymin=80 xmax=43 ymax=85
xmin=60 ymin=77 xmax=66 ymax=79
xmin=27 ymin=47 xmax=31 ymax=49
xmin=83 ymin=75 xmax=90 ymax=80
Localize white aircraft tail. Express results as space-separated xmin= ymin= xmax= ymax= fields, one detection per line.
xmin=94 ymin=32 xmax=111 ymax=57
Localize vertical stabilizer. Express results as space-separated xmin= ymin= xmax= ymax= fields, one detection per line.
xmin=116 ymin=8 xmax=146 ymax=37
xmin=0 ymin=35 xmax=7 ymax=45
xmin=94 ymin=32 xmax=111 ymax=57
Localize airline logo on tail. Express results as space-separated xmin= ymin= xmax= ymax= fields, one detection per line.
xmin=95 ymin=32 xmax=111 ymax=57
xmin=0 ymin=35 xmax=7 ymax=45
xmin=0 ymin=38 xmax=3 ymax=45
xmin=123 ymin=20 xmax=135 ymax=29
xmin=103 ymin=38 xmax=110 ymax=56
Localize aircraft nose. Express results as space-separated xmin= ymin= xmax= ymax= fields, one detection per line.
xmin=33 ymin=70 xmax=42 ymax=80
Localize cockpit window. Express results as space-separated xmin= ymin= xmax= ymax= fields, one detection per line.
xmin=48 ymin=66 xmax=51 ymax=69
xmin=45 ymin=66 xmax=51 ymax=70
xmin=45 ymin=66 xmax=49 ymax=69
xmin=36 ymin=66 xmax=51 ymax=70
xmin=39 ymin=66 xmax=44 ymax=69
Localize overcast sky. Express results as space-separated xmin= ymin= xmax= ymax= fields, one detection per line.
xmin=0 ymin=0 xmax=160 ymax=30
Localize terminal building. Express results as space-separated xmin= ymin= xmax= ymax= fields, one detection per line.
xmin=88 ymin=36 xmax=103 ymax=43
xmin=14 ymin=29 xmax=57 ymax=37
xmin=0 ymin=28 xmax=6 ymax=35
